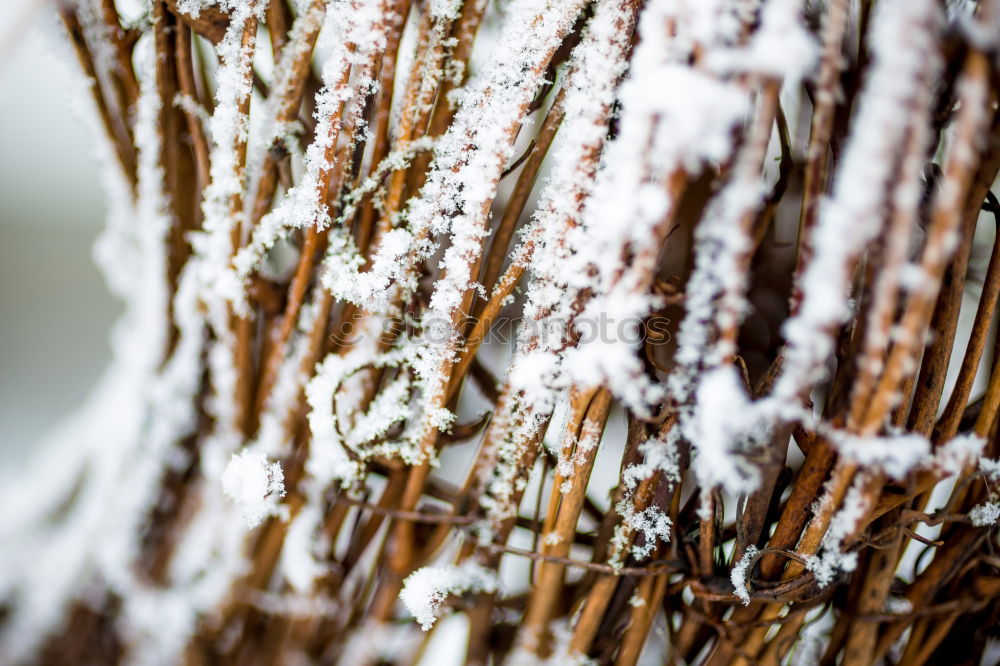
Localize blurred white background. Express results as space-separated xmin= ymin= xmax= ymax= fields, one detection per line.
xmin=0 ymin=1 xmax=119 ymax=463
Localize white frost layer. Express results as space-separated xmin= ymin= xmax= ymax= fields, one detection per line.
xmin=806 ymin=477 xmax=866 ymax=587
xmin=731 ymin=545 xmax=759 ymax=606
xmin=774 ymin=0 xmax=944 ymax=405
xmin=507 ymin=0 xmax=639 ymax=415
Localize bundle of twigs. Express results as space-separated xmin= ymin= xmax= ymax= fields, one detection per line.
xmin=3 ymin=0 xmax=1000 ymax=663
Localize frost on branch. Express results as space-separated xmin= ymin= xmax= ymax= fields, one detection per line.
xmin=506 ymin=1 xmax=635 ymax=415
xmin=805 ymin=478 xmax=865 ymax=587
xmin=305 ymin=334 xmax=429 ymax=484
xmin=772 ymin=0 xmax=944 ymax=406
xmin=237 ymin=0 xmax=389 ymax=290
xmin=731 ymin=545 xmax=759 ymax=606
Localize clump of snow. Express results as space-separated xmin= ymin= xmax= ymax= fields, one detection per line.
xmin=399 ymin=562 xmax=499 ymax=630
xmin=805 ymin=548 xmax=860 ymax=588
xmin=621 ymin=505 xmax=672 ymax=561
xmin=931 ymin=434 xmax=986 ymax=475
xmin=221 ymin=450 xmax=286 ymax=528
xmin=429 ymin=0 xmax=463 ymax=21
xmin=705 ymin=0 xmax=816 ymax=80
xmin=969 ymin=495 xmax=1000 ymax=527
xmin=731 ymin=545 xmax=759 ymax=606
xmin=174 ymin=0 xmax=219 ymax=17
xmin=687 ymin=367 xmax=767 ymax=504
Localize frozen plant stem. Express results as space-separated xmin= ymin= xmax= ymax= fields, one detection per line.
xmin=2 ymin=0 xmax=1000 ymax=665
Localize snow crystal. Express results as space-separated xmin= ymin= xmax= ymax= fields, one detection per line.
xmin=429 ymin=0 xmax=463 ymax=20
xmin=554 ymin=417 xmax=603 ymax=494
xmin=609 ymin=429 xmax=680 ymax=566
xmin=805 ymin=549 xmax=859 ymax=588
